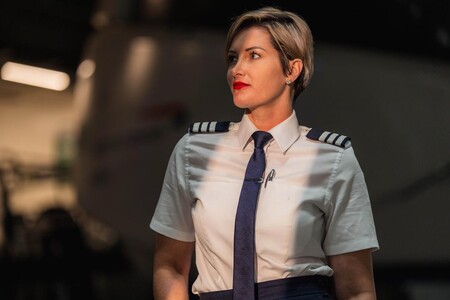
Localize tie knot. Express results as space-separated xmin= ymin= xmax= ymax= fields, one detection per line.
xmin=251 ymin=131 xmax=273 ymax=149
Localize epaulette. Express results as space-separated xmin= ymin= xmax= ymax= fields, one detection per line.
xmin=306 ymin=128 xmax=351 ymax=149
xmin=189 ymin=121 xmax=233 ymax=133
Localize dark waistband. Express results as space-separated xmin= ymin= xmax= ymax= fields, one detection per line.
xmin=199 ymin=275 xmax=334 ymax=300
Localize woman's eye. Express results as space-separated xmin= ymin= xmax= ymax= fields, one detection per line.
xmin=227 ymin=54 xmax=237 ymax=65
xmin=250 ymin=52 xmax=261 ymax=59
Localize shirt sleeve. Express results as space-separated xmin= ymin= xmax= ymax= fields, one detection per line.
xmin=323 ymin=146 xmax=379 ymax=256
xmin=150 ymin=134 xmax=196 ymax=242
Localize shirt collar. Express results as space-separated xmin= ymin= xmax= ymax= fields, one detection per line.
xmin=236 ymin=111 xmax=301 ymax=153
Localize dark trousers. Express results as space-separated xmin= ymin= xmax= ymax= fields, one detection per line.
xmin=199 ymin=275 xmax=335 ymax=300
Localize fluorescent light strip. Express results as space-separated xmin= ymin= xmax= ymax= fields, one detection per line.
xmin=0 ymin=62 xmax=70 ymax=91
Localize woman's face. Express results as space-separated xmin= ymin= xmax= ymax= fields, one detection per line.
xmin=226 ymin=26 xmax=289 ymax=112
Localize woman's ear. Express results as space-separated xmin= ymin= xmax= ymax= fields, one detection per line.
xmin=287 ymin=59 xmax=303 ymax=82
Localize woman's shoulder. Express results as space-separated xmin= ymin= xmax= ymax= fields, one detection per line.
xmin=177 ymin=120 xmax=239 ymax=149
xmin=301 ymin=126 xmax=361 ymax=173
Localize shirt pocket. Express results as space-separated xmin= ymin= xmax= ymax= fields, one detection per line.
xmin=191 ymin=181 xmax=242 ymax=259
xmin=256 ymin=182 xmax=327 ymax=261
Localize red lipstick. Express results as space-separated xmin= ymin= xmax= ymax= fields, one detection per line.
xmin=233 ymin=81 xmax=250 ymax=90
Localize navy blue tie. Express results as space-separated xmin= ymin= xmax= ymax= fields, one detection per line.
xmin=233 ymin=131 xmax=273 ymax=300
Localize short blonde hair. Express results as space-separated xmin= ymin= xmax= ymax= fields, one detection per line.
xmin=226 ymin=7 xmax=314 ymax=99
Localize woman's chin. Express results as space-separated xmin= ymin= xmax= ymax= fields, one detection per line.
xmin=232 ymin=98 xmax=250 ymax=109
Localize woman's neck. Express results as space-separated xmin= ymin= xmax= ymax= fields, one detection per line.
xmin=246 ymin=105 xmax=293 ymax=131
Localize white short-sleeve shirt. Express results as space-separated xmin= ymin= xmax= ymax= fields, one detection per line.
xmin=150 ymin=111 xmax=379 ymax=294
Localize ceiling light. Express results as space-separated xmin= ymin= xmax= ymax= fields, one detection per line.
xmin=1 ymin=62 xmax=70 ymax=91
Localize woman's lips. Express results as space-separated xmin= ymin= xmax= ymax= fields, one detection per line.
xmin=233 ymin=82 xmax=250 ymax=90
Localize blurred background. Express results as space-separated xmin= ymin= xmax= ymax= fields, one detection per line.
xmin=0 ymin=0 xmax=449 ymax=299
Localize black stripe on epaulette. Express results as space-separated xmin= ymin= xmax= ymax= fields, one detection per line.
xmin=306 ymin=128 xmax=351 ymax=148
xmin=189 ymin=121 xmax=231 ymax=133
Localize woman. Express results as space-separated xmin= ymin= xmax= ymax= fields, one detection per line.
xmin=151 ymin=7 xmax=379 ymax=300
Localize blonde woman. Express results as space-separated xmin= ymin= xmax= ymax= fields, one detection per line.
xmin=151 ymin=7 xmax=378 ymax=300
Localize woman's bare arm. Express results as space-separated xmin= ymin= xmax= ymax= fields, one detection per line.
xmin=328 ymin=249 xmax=377 ymax=300
xmin=153 ymin=233 xmax=194 ymax=300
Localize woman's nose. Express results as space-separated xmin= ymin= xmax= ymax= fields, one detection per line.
xmin=230 ymin=60 xmax=244 ymax=77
